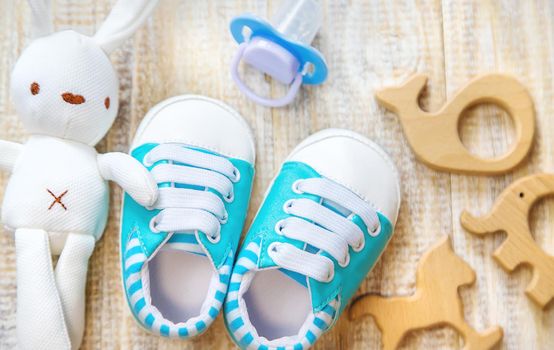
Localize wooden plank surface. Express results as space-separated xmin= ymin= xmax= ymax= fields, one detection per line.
xmin=0 ymin=1 xmax=552 ymax=349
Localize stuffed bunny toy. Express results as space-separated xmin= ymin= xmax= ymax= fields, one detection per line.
xmin=1 ymin=0 xmax=160 ymax=349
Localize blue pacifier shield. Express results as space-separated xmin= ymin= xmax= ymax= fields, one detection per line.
xmin=230 ymin=14 xmax=328 ymax=85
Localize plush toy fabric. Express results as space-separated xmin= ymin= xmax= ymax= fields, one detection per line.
xmin=1 ymin=1 xmax=160 ymax=349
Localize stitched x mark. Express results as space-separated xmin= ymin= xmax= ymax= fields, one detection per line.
xmin=47 ymin=189 xmax=68 ymax=210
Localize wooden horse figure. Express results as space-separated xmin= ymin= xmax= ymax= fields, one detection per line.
xmin=375 ymin=74 xmax=535 ymax=175
xmin=461 ymin=173 xmax=554 ymax=308
xmin=350 ymin=236 xmax=503 ymax=350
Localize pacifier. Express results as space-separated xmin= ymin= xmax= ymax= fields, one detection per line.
xmin=230 ymin=0 xmax=328 ymax=107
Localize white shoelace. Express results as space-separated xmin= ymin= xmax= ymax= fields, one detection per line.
xmin=144 ymin=144 xmax=239 ymax=243
xmin=268 ymin=178 xmax=380 ymax=283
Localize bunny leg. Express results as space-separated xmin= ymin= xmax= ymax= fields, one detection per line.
xmin=15 ymin=228 xmax=71 ymax=350
xmin=55 ymin=233 xmax=95 ymax=349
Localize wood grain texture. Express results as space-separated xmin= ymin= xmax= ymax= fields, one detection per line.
xmin=0 ymin=1 xmax=552 ymax=349
xmin=461 ymin=174 xmax=554 ymax=308
xmin=350 ymin=236 xmax=503 ymax=350
xmin=375 ymin=74 xmax=535 ymax=175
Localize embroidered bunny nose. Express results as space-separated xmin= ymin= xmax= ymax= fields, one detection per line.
xmin=61 ymin=92 xmax=86 ymax=105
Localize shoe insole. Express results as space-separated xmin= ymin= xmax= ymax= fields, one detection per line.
xmin=244 ymin=269 xmax=311 ymax=340
xmin=148 ymin=250 xmax=213 ymax=323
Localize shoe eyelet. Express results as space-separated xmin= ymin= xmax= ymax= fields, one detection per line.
xmin=220 ymin=211 xmax=229 ymax=224
xmin=274 ymin=220 xmax=287 ymax=235
xmin=225 ymin=191 xmax=235 ymax=203
xmin=323 ymin=268 xmax=335 ymax=283
xmin=283 ymin=199 xmax=295 ymax=214
xmin=338 ymin=253 xmax=350 ymax=268
xmin=143 ymin=152 xmax=154 ymax=167
xmin=353 ymin=238 xmax=365 ymax=252
xmin=149 ymin=216 xmax=161 ymax=233
xmin=291 ymin=180 xmax=304 ymax=194
xmin=369 ymin=223 xmax=381 ymax=237
xmin=231 ymin=167 xmax=241 ymax=183
xmin=268 ymin=242 xmax=281 ymax=254
xmin=207 ymin=233 xmax=221 ymax=244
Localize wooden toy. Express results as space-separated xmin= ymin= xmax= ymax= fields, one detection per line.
xmin=375 ymin=74 xmax=535 ymax=175
xmin=350 ymin=236 xmax=503 ymax=350
xmin=461 ymin=173 xmax=554 ymax=308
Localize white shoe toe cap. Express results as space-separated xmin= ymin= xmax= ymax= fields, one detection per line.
xmin=132 ymin=95 xmax=255 ymax=164
xmin=287 ymin=129 xmax=401 ymax=224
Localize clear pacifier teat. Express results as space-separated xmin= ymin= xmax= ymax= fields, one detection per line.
xmin=230 ymin=0 xmax=328 ymax=108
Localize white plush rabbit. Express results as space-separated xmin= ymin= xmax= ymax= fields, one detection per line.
xmin=2 ymin=0 xmax=159 ymax=349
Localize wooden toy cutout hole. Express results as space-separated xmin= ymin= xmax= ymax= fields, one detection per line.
xmin=375 ymin=74 xmax=535 ymax=175
xmin=415 ymin=80 xmax=432 ymax=113
xmin=528 ymin=195 xmax=554 ymax=256
xmin=458 ymin=103 xmax=515 ymax=160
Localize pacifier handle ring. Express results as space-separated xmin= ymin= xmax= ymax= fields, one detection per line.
xmin=231 ymin=42 xmax=303 ymax=108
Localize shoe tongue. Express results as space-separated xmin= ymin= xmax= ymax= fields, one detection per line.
xmin=278 ymin=242 xmax=319 ymax=289
xmin=279 ymin=268 xmax=309 ymax=288
xmin=163 ymin=233 xmax=206 ymax=256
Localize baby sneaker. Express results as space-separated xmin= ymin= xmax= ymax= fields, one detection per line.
xmin=224 ymin=129 xmax=400 ymax=349
xmin=120 ymin=96 xmax=255 ymax=338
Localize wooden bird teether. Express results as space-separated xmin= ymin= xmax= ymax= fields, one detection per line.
xmin=350 ymin=236 xmax=503 ymax=350
xmin=376 ymin=74 xmax=535 ymax=175
xmin=461 ymin=174 xmax=554 ymax=308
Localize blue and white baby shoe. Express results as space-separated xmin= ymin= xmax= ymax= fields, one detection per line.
xmin=224 ymin=129 xmax=400 ymax=349
xmin=120 ymin=96 xmax=255 ymax=338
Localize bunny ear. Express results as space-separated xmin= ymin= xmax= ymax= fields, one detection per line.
xmin=93 ymin=0 xmax=160 ymax=54
xmin=28 ymin=0 xmax=54 ymax=38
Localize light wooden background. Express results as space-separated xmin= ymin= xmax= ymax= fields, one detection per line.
xmin=0 ymin=0 xmax=553 ymax=349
